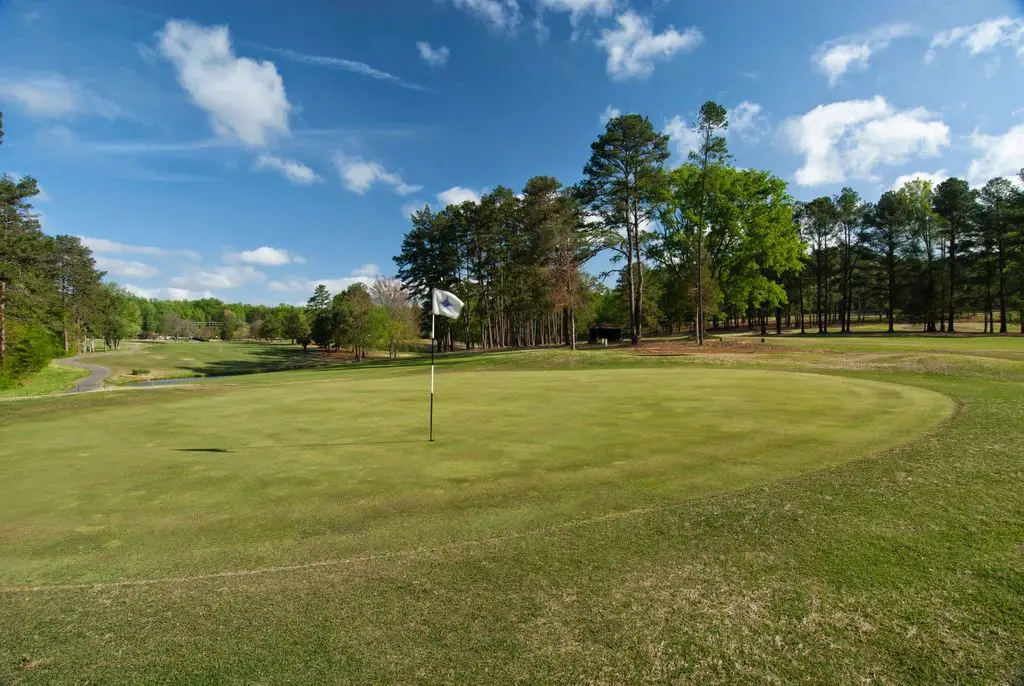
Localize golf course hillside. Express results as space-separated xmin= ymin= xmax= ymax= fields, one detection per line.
xmin=2 ymin=338 xmax=1022 ymax=683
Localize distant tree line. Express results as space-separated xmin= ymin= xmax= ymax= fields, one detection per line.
xmin=304 ymin=279 xmax=419 ymax=359
xmin=396 ymin=176 xmax=592 ymax=352
xmin=395 ymin=104 xmax=1024 ymax=347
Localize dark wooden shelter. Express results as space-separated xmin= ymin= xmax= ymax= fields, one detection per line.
xmin=588 ymin=323 xmax=623 ymax=344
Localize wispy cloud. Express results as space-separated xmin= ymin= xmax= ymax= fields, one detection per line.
xmin=225 ymin=246 xmax=306 ymax=266
xmin=446 ymin=0 xmax=522 ymax=34
xmin=926 ymin=16 xmax=1024 ymax=63
xmin=95 ymin=256 xmax=160 ymax=278
xmin=416 ymin=41 xmax=451 ymax=67
xmin=0 ymin=72 xmax=125 ymax=119
xmin=268 ymin=264 xmax=382 ymax=295
xmin=253 ymin=45 xmax=429 ymax=92
xmin=171 ymin=265 xmax=266 ymax=290
xmin=334 ymin=153 xmax=421 ymax=195
xmin=814 ymin=23 xmax=916 ymax=87
xmin=253 ymin=154 xmax=322 ymax=185
xmin=81 ymin=236 xmax=202 ymax=261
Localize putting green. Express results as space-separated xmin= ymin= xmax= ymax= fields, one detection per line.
xmin=0 ymin=367 xmax=952 ymax=585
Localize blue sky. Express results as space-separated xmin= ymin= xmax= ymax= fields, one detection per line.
xmin=1 ymin=0 xmax=1022 ymax=305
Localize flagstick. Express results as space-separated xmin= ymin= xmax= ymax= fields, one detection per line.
xmin=429 ymin=312 xmax=435 ymax=442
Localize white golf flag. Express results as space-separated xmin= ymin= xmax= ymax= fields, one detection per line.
xmin=432 ymin=288 xmax=464 ymax=319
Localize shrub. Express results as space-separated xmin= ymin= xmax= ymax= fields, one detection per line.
xmin=131 ymin=368 xmax=150 ymax=376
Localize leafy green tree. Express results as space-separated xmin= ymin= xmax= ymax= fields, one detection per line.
xmin=521 ymin=176 xmax=591 ymax=348
xmin=283 ymin=307 xmax=311 ymax=349
xmin=50 ymin=235 xmax=102 ymax=353
xmin=219 ymin=310 xmax=239 ymax=341
xmin=331 ymin=283 xmax=374 ymax=358
xmin=98 ymin=284 xmax=141 ymax=349
xmin=978 ymin=178 xmax=1017 ymax=333
xmin=1 ymin=172 xmax=48 ymax=373
xmin=261 ymin=314 xmax=283 ymax=341
xmin=867 ymin=191 xmax=912 ymax=333
xmin=580 ymin=114 xmax=670 ymax=344
xmin=898 ymin=179 xmax=942 ymax=332
xmin=307 ymin=284 xmax=333 ymax=349
xmin=689 ymin=101 xmax=729 ymax=344
xmin=370 ymin=278 xmax=415 ymax=359
xmin=834 ymin=187 xmax=867 ymax=333
xmin=802 ymin=197 xmax=838 ymax=333
xmin=933 ymin=178 xmax=978 ymax=333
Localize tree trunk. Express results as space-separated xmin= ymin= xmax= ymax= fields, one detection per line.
xmin=816 ymin=252 xmax=823 ymax=334
xmin=569 ymin=307 xmax=576 ymax=351
xmin=998 ymin=240 xmax=1007 ymax=333
xmin=799 ymin=271 xmax=806 ymax=334
xmin=887 ymin=248 xmax=895 ymax=334
xmin=625 ymin=235 xmax=637 ymax=346
xmin=0 ymin=279 xmax=6 ymax=372
xmin=948 ymin=230 xmax=956 ymax=333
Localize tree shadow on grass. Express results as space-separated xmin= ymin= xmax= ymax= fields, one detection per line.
xmin=182 ymin=344 xmax=503 ymax=380
xmin=183 ymin=345 xmax=433 ymax=379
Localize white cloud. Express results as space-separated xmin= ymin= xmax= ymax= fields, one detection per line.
xmin=814 ymin=24 xmax=914 ymax=87
xmin=889 ymin=169 xmax=949 ymax=191
xmin=269 ymin=264 xmax=382 ymax=295
xmin=540 ymin=0 xmax=614 ymax=17
xmin=124 ymin=284 xmax=215 ymax=301
xmin=784 ymin=96 xmax=950 ymax=186
xmin=334 ymin=153 xmax=421 ymax=195
xmin=927 ymin=17 xmax=1024 ymax=63
xmin=226 ymin=246 xmax=305 ymax=266
xmin=81 ymin=237 xmax=201 ymax=261
xmin=0 ymin=73 xmax=124 ymax=119
xmin=351 ymin=263 xmax=381 ymax=278
xmin=171 ymin=265 xmax=266 ymax=289
xmin=437 ymin=186 xmax=482 ymax=206
xmin=259 ymin=46 xmax=427 ymax=91
xmin=402 ymin=200 xmax=428 ymax=218
xmin=597 ymin=11 xmax=703 ymax=80
xmin=448 ymin=0 xmax=522 ymax=33
xmin=728 ymin=101 xmax=764 ymax=139
xmin=253 ymin=154 xmax=321 ymax=185
xmin=416 ymin=41 xmax=451 ymax=67
xmin=95 ymin=256 xmax=160 ymax=279
xmin=267 ymin=278 xmax=307 ymax=293
xmin=599 ymin=105 xmax=621 ymax=124
xmin=539 ymin=0 xmax=615 ymax=35
xmin=157 ymin=20 xmax=292 ymax=147
xmin=664 ymin=115 xmax=702 ymax=157
xmin=967 ymin=125 xmax=1024 ymax=187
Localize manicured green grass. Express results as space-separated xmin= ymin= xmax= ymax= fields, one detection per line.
xmin=764 ymin=330 xmax=1024 ymax=359
xmin=1 ymin=344 xmax=1022 ymax=684
xmin=89 ymin=340 xmax=338 ymax=383
xmin=0 ymin=362 xmax=88 ymax=399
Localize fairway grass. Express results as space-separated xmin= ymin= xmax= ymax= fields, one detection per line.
xmin=0 ymin=362 xmax=88 ymax=399
xmin=1 ymin=346 xmax=1022 ymax=684
xmin=87 ymin=340 xmax=337 ymax=384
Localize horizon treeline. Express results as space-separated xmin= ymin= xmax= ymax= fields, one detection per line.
xmin=395 ymin=104 xmax=1024 ymax=348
